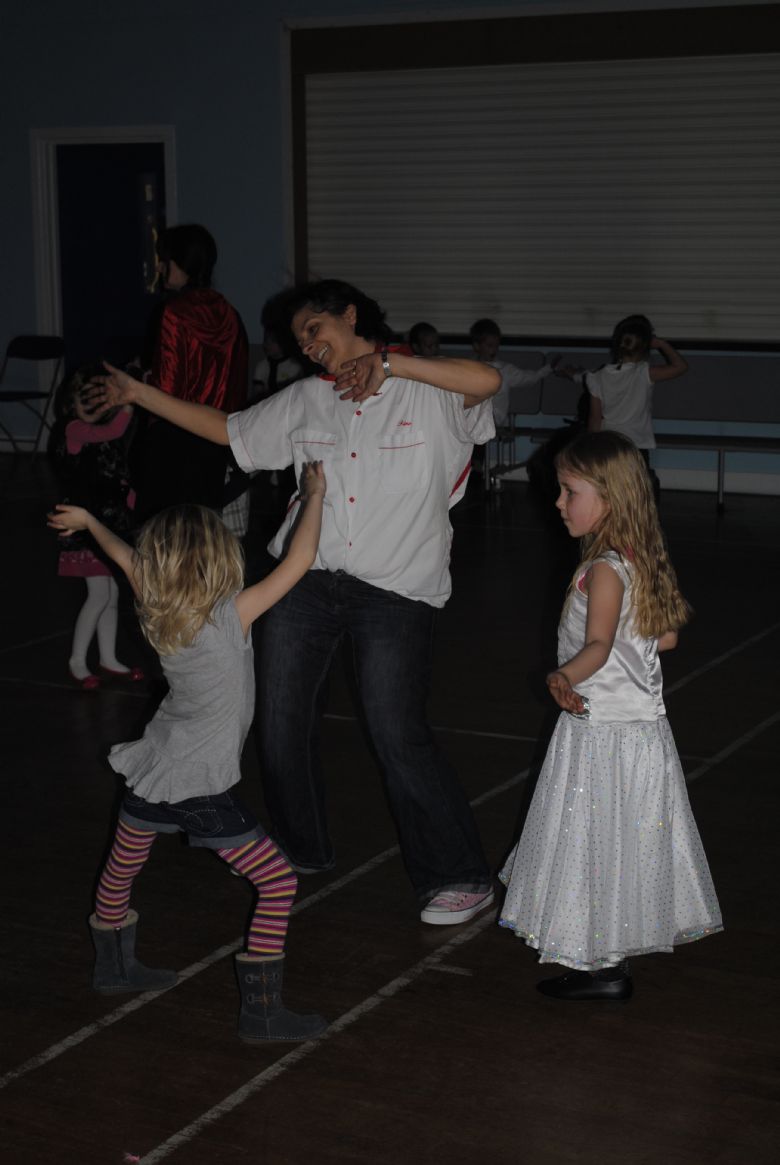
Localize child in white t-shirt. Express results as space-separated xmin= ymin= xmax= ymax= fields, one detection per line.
xmin=469 ymin=318 xmax=555 ymax=426
xmin=586 ymin=315 xmax=688 ymax=451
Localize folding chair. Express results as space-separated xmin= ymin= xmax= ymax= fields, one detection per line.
xmin=0 ymin=335 xmax=65 ymax=456
xmin=485 ymin=375 xmax=544 ymax=494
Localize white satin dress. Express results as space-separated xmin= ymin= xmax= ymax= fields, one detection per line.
xmin=499 ymin=552 xmax=723 ymax=970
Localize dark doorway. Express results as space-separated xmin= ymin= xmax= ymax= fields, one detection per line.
xmin=56 ymin=142 xmax=167 ymax=374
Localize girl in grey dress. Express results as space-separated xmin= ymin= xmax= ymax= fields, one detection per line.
xmin=499 ymin=431 xmax=722 ymax=1001
xmin=48 ymin=463 xmax=328 ymax=1042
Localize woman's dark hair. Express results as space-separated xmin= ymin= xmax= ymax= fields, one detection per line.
xmin=284 ymin=280 xmax=390 ymax=342
xmin=609 ymin=314 xmax=653 ymax=364
xmin=156 ymin=224 xmax=217 ymax=288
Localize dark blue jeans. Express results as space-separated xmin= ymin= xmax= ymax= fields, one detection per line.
xmin=256 ymin=569 xmax=490 ymax=902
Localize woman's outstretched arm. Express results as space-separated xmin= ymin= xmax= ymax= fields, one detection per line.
xmin=84 ymin=363 xmax=230 ymax=445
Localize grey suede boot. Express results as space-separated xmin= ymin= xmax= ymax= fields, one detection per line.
xmin=89 ymin=910 xmax=177 ymax=994
xmin=235 ymin=953 xmax=327 ymax=1043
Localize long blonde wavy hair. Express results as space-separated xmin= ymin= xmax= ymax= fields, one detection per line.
xmin=555 ymin=431 xmax=691 ymax=638
xmin=134 ymin=505 xmax=244 ymax=655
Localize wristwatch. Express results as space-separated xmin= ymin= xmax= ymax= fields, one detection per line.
xmin=380 ymin=348 xmax=391 ymax=378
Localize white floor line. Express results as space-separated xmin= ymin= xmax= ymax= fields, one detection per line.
xmin=685 ymin=710 xmax=780 ymax=784
xmin=3 ymin=620 xmax=779 ymax=729
xmin=0 ymin=939 xmax=241 ymax=1091
xmin=3 ymin=618 xmax=778 ymax=1092
xmin=0 ymin=771 xmax=528 ymax=1093
xmin=0 ymin=674 xmax=151 ymax=698
xmin=665 ymin=619 xmax=780 ymax=696
xmin=0 ymin=628 xmax=71 ymax=656
xmin=137 ymin=913 xmax=494 ymax=1165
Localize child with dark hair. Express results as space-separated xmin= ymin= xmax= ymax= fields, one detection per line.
xmin=409 ymin=322 xmax=440 ymax=359
xmin=156 ymin=224 xmax=218 ymax=289
xmin=587 ymin=315 xmax=688 ymax=453
xmin=134 ymin=224 xmax=249 ymax=521
xmin=469 ymin=318 xmax=556 ymax=426
xmin=253 ymin=290 xmax=309 ymax=401
xmin=49 ymin=366 xmax=143 ymax=689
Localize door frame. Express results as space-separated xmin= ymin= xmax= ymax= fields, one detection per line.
xmin=31 ymin=125 xmax=177 ymax=340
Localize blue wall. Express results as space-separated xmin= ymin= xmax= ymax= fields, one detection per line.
xmin=3 ymin=0 xmax=569 ymax=348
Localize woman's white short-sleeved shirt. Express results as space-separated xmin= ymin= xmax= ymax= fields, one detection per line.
xmin=227 ymin=374 xmax=494 ymax=607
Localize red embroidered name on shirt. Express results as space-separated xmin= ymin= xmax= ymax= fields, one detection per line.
xmin=397 ymin=421 xmax=412 ymax=427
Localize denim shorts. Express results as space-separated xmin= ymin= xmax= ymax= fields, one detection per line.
xmin=120 ymin=788 xmax=265 ymax=850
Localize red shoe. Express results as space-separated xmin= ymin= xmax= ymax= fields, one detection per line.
xmin=70 ymin=670 xmax=101 ymax=691
xmin=99 ymin=665 xmax=146 ymax=682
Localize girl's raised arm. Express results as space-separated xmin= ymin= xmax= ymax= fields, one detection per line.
xmin=649 ymin=338 xmax=688 ymax=383
xmin=234 ymin=462 xmax=326 ymax=636
xmin=47 ymin=505 xmax=142 ymax=597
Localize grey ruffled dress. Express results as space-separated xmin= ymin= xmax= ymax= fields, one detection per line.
xmin=109 ymin=598 xmax=254 ymax=802
xmin=499 ymin=552 xmax=722 ymax=970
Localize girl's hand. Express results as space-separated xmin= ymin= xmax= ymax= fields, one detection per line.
xmin=82 ymin=361 xmax=140 ymax=412
xmin=555 ymin=363 xmax=583 ymax=381
xmin=546 ymin=670 xmax=585 ymax=714
xmin=300 ymin=460 xmax=326 ymax=499
xmin=334 ymin=352 xmax=386 ymax=402
xmin=47 ymin=503 xmax=91 ymax=535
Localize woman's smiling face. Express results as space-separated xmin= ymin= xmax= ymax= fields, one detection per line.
xmin=291 ymin=302 xmax=360 ymax=373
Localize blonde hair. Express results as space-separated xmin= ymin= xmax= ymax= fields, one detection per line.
xmin=555 ymin=431 xmax=691 ymax=638
xmin=134 ymin=505 xmax=244 ymax=655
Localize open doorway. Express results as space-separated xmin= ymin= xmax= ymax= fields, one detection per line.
xmin=30 ymin=125 xmax=177 ymax=402
xmin=56 ymin=141 xmax=167 ymax=373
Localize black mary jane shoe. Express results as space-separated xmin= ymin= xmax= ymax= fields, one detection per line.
xmin=536 ymin=969 xmax=633 ymax=1002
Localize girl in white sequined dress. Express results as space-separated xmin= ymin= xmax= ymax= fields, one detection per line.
xmin=499 ymin=431 xmax=722 ymax=1000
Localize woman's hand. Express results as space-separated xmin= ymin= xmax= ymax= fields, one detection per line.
xmin=300 ymin=460 xmax=326 ymax=499
xmin=47 ymin=503 xmax=91 ymax=536
xmin=82 ymin=361 xmax=142 ymax=413
xmin=334 ymin=352 xmax=386 ymax=402
xmin=546 ymin=670 xmax=585 ymax=714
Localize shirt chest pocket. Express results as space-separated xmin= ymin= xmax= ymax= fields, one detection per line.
xmin=378 ymin=429 xmax=428 ymax=494
xmin=290 ymin=429 xmax=338 ymax=480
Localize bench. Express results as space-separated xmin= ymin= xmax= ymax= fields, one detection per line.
xmin=482 ymin=350 xmax=780 ymax=509
xmin=524 ymin=426 xmax=780 ymax=512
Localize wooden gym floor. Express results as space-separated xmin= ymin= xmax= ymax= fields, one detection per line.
xmin=1 ymin=456 xmax=778 ymax=1164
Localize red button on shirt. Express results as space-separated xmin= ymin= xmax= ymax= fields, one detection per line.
xmin=349 ymin=496 xmax=355 ymax=503
xmin=351 ymin=452 xmax=357 ymax=458
xmin=355 ymin=409 xmax=362 ymax=416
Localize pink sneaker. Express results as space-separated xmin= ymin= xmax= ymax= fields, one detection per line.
xmin=420 ymin=888 xmax=495 ymax=926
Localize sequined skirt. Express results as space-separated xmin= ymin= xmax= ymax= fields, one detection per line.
xmin=499 ymin=713 xmax=722 ymax=970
